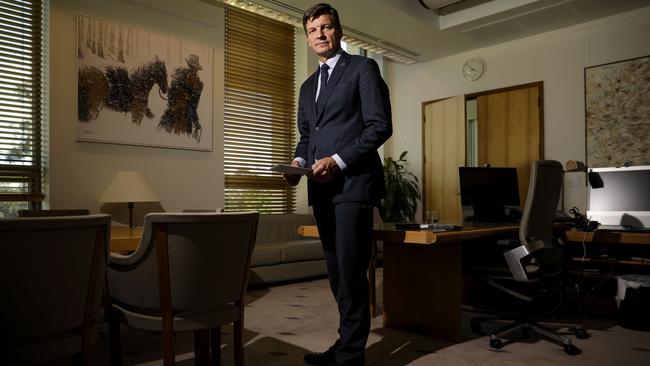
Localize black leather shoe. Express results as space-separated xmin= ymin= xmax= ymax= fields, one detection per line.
xmin=304 ymin=349 xmax=336 ymax=365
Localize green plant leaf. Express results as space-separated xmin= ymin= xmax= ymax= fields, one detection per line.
xmin=381 ymin=150 xmax=421 ymax=222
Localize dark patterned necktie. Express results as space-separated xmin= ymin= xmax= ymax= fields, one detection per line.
xmin=316 ymin=63 xmax=329 ymax=112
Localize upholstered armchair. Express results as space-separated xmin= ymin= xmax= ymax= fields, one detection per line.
xmin=0 ymin=214 xmax=111 ymax=365
xmin=107 ymin=212 xmax=259 ymax=366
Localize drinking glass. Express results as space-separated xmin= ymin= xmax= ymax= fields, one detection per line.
xmin=425 ymin=210 xmax=440 ymax=225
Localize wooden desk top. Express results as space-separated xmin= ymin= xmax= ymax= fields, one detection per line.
xmin=565 ymin=229 xmax=650 ymax=245
xmin=110 ymin=226 xmax=142 ymax=252
xmin=299 ymin=222 xmax=520 ymax=245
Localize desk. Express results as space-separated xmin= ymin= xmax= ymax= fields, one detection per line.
xmin=110 ymin=226 xmax=142 ymax=253
xmin=565 ymin=229 xmax=650 ymax=245
xmin=299 ymin=222 xmax=520 ymax=342
xmin=564 ymin=229 xmax=650 ymax=267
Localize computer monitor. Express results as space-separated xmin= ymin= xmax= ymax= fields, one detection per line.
xmin=459 ymin=167 xmax=520 ymax=222
xmin=587 ymin=165 xmax=650 ymax=228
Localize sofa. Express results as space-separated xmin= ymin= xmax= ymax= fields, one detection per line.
xmin=248 ymin=213 xmax=327 ymax=286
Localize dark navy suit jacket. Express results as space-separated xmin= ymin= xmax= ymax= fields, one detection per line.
xmin=294 ymin=52 xmax=392 ymax=205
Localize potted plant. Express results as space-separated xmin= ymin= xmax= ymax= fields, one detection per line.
xmin=381 ymin=151 xmax=421 ymax=222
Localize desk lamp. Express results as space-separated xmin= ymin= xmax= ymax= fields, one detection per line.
xmin=99 ymin=171 xmax=160 ymax=228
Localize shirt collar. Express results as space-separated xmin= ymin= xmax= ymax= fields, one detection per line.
xmin=319 ymin=49 xmax=343 ymax=70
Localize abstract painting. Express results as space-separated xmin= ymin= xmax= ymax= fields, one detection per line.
xmin=585 ymin=55 xmax=650 ymax=168
xmin=76 ymin=15 xmax=213 ymax=151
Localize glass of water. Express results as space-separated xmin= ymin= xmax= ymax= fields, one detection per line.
xmin=425 ymin=210 xmax=440 ymax=225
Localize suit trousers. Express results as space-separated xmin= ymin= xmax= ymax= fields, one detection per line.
xmin=312 ymin=199 xmax=374 ymax=364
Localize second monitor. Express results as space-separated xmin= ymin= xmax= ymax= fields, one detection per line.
xmin=459 ymin=166 xmax=521 ymax=222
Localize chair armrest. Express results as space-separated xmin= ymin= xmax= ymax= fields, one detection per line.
xmin=109 ymin=221 xmax=155 ymax=269
xmin=503 ymin=240 xmax=544 ymax=282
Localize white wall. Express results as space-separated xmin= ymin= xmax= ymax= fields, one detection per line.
xmin=50 ymin=0 xmax=224 ymax=223
xmin=385 ymin=6 xmax=650 ymax=218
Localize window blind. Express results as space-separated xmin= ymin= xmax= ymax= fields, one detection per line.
xmin=224 ymin=6 xmax=296 ymax=214
xmin=0 ymin=0 xmax=43 ymax=205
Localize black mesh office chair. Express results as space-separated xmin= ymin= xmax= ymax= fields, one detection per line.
xmin=470 ymin=160 xmax=588 ymax=355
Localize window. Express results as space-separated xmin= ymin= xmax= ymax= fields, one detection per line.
xmin=0 ymin=0 xmax=45 ymax=218
xmin=223 ymin=6 xmax=296 ymax=214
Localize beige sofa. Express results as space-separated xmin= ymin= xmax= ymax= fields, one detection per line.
xmin=248 ymin=213 xmax=327 ymax=286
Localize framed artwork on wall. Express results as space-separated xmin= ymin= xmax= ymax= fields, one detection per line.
xmin=585 ymin=55 xmax=650 ymax=168
xmin=76 ymin=15 xmax=213 ymax=151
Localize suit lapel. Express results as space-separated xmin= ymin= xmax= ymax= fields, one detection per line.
xmin=316 ymin=52 xmax=351 ymax=124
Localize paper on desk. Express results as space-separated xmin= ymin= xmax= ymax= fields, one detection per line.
xmin=270 ymin=164 xmax=313 ymax=175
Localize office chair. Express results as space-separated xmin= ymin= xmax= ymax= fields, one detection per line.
xmin=107 ymin=212 xmax=259 ymax=366
xmin=470 ymin=160 xmax=588 ymax=355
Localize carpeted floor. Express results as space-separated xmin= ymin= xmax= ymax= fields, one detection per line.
xmin=89 ymin=269 xmax=650 ymax=366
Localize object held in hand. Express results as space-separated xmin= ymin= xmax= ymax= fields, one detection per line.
xmin=270 ymin=164 xmax=313 ymax=175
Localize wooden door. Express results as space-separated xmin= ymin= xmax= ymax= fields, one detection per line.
xmin=423 ymin=96 xmax=465 ymax=223
xmin=476 ymin=84 xmax=542 ymax=206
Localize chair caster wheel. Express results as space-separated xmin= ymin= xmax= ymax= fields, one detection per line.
xmin=564 ymin=344 xmax=580 ymax=355
xmin=575 ymin=328 xmax=589 ymax=339
xmin=489 ymin=338 xmax=503 ymax=349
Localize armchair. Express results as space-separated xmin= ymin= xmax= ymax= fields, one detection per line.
xmin=470 ymin=160 xmax=588 ymax=355
xmin=0 ymin=214 xmax=111 ymax=365
xmin=18 ymin=209 xmax=90 ymax=217
xmin=107 ymin=212 xmax=259 ymax=366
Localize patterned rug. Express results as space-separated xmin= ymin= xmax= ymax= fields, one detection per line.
xmin=89 ymin=271 xmax=650 ymax=366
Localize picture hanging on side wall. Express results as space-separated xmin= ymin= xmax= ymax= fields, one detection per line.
xmin=585 ymin=55 xmax=650 ymax=168
xmin=76 ymin=15 xmax=213 ymax=151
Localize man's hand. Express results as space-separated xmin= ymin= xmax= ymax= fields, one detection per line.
xmin=311 ymin=156 xmax=340 ymax=183
xmin=283 ymin=160 xmax=303 ymax=186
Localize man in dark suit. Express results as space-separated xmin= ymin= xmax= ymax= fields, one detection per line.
xmin=283 ymin=3 xmax=392 ymax=365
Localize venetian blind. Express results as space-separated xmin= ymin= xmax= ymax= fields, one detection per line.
xmin=0 ymin=0 xmax=43 ymax=203
xmin=224 ymin=6 xmax=296 ymax=214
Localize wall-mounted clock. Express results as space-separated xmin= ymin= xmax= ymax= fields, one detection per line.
xmin=462 ymin=57 xmax=485 ymax=81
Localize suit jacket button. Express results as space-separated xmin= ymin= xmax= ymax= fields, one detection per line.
xmin=315 ymin=126 xmax=320 ymax=132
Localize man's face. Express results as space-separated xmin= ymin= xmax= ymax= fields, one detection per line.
xmin=305 ymin=14 xmax=341 ymax=61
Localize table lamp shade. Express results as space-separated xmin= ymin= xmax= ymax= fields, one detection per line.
xmin=99 ymin=171 xmax=160 ymax=203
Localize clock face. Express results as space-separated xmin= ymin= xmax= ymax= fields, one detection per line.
xmin=462 ymin=58 xmax=484 ymax=81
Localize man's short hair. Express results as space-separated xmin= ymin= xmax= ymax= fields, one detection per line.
xmin=302 ymin=3 xmax=342 ymax=36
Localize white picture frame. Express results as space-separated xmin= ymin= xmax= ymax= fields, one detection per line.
xmin=76 ymin=15 xmax=213 ymax=151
